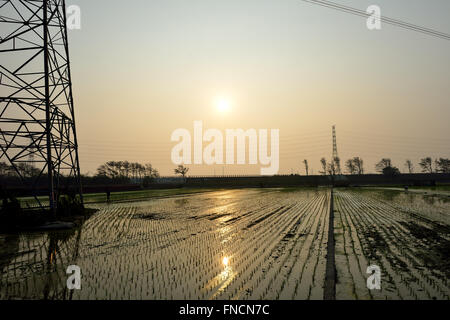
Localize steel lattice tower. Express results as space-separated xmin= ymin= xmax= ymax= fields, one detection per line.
xmin=0 ymin=0 xmax=82 ymax=210
xmin=332 ymin=125 xmax=341 ymax=174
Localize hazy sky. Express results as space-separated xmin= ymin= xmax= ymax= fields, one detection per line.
xmin=66 ymin=0 xmax=450 ymax=176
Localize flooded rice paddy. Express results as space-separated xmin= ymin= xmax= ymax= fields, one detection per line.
xmin=0 ymin=188 xmax=449 ymax=300
xmin=334 ymin=189 xmax=450 ymax=300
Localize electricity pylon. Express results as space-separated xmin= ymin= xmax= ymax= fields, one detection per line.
xmin=332 ymin=125 xmax=341 ymax=175
xmin=0 ymin=0 xmax=82 ymax=210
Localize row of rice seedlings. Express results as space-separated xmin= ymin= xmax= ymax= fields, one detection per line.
xmin=232 ymin=194 xmax=320 ymax=299
xmin=260 ymin=191 xmax=328 ymax=300
xmin=225 ymin=191 xmax=328 ymax=300
xmin=337 ymin=191 xmax=421 ymax=299
xmin=2 ymin=189 xmax=330 ymax=299
xmin=292 ymin=192 xmax=330 ymax=300
xmin=334 ymin=194 xmax=384 ymax=300
xmin=143 ymin=190 xmax=293 ymax=299
xmin=0 ymin=190 xmax=253 ymax=298
xmin=225 ymin=193 xmax=325 ymax=298
xmin=348 ymin=192 xmax=449 ymax=298
xmin=191 ymin=193 xmax=299 ymax=299
xmin=218 ymin=202 xmax=307 ymax=299
xmin=335 ymin=190 xmax=449 ymax=300
xmin=191 ymin=191 xmax=312 ymax=297
xmin=349 ymin=192 xmax=449 ymax=299
xmin=367 ymin=191 xmax=450 ymax=226
xmin=93 ymin=189 xmax=326 ymax=299
xmin=72 ymin=190 xmax=283 ymax=299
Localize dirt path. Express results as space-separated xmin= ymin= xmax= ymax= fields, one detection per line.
xmin=324 ymin=188 xmax=336 ymax=300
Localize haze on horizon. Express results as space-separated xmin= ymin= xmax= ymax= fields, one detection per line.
xmin=66 ymin=0 xmax=450 ymax=176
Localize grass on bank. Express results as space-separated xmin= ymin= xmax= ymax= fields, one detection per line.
xmin=17 ymin=187 xmax=220 ymax=209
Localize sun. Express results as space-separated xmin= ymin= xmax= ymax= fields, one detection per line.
xmin=216 ymin=98 xmax=231 ymax=113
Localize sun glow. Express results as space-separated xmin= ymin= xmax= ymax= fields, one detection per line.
xmin=216 ymin=98 xmax=231 ymax=113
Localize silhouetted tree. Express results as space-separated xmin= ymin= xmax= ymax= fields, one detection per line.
xmin=345 ymin=159 xmax=357 ymax=174
xmin=435 ymin=158 xmax=450 ymax=173
xmin=0 ymin=162 xmax=11 ymax=176
xmin=327 ymin=161 xmax=337 ymax=176
xmin=123 ymin=161 xmax=130 ymax=178
xmin=130 ymin=162 xmax=137 ymax=179
xmin=376 ymin=158 xmax=399 ymax=176
xmin=174 ymin=165 xmax=189 ymax=178
xmin=142 ymin=164 xmax=159 ymax=187
xmin=303 ymin=159 xmax=309 ymax=176
xmin=144 ymin=163 xmax=159 ymax=178
xmin=333 ymin=157 xmax=341 ymax=175
xmin=353 ymin=157 xmax=364 ymax=174
xmin=97 ymin=161 xmax=119 ymax=178
xmin=320 ymin=158 xmax=327 ymax=175
xmin=419 ymin=157 xmax=433 ymax=173
xmin=0 ymin=162 xmax=39 ymax=178
xmin=382 ymin=166 xmax=400 ymax=176
xmin=376 ymin=158 xmax=393 ymax=173
xmin=405 ymin=159 xmax=414 ymax=173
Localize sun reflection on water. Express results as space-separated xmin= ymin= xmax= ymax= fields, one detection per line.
xmin=222 ymin=256 xmax=229 ymax=267
xmin=202 ymin=254 xmax=236 ymax=299
xmin=217 ymin=255 xmax=234 ymax=289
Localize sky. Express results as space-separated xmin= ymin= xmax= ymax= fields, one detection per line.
xmin=64 ymin=0 xmax=450 ymax=176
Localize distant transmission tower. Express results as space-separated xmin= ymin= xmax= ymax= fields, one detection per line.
xmin=0 ymin=0 xmax=82 ymax=210
xmin=27 ymin=137 xmax=36 ymax=177
xmin=332 ymin=125 xmax=341 ymax=174
xmin=27 ymin=137 xmax=35 ymax=164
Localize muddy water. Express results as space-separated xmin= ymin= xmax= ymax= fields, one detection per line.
xmin=0 ymin=188 xmax=329 ymax=300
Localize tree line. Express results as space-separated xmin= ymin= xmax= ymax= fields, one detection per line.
xmin=0 ymin=160 xmax=161 ymax=180
xmin=0 ymin=162 xmax=40 ymax=178
xmin=375 ymin=157 xmax=450 ymax=175
xmin=1 ymin=156 xmax=449 ymax=182
xmin=95 ymin=161 xmax=159 ymax=180
xmin=301 ymin=156 xmax=450 ymax=176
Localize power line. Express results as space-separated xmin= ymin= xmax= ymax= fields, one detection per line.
xmin=299 ymin=0 xmax=450 ymax=41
